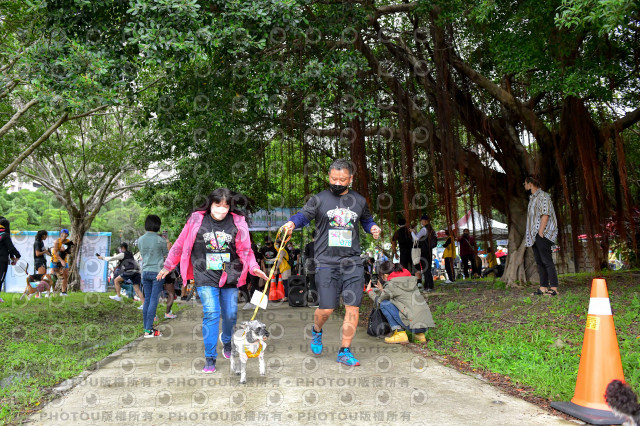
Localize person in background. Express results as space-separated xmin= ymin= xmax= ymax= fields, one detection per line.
xmin=482 ymin=246 xmax=499 ymax=278
xmin=275 ymin=239 xmax=291 ymax=302
xmin=458 ymin=228 xmax=478 ymax=279
xmin=432 ymin=254 xmax=440 ymax=280
xmin=26 ymin=263 xmax=52 ymax=298
xmin=366 ymin=261 xmax=435 ymax=344
xmin=410 ymin=214 xmax=437 ymax=292
xmin=137 ymin=214 xmax=171 ymax=337
xmin=98 ymin=242 xmax=144 ymax=307
xmin=524 ymin=175 xmax=559 ymax=296
xmin=442 ymin=230 xmax=456 ymax=283
xmin=50 ymin=228 xmax=72 ymax=296
xmin=260 ymin=237 xmax=277 ymax=277
xmin=243 ymin=233 xmax=263 ymax=306
xmin=391 ymin=218 xmax=413 ymax=270
xmin=0 ymin=217 xmax=21 ymax=302
xmin=34 ymin=230 xmax=49 ymax=272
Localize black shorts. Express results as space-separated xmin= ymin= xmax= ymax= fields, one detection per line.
xmin=315 ymin=264 xmax=364 ymax=309
xmin=119 ymin=272 xmax=141 ymax=285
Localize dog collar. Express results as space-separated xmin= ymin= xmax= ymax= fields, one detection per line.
xmin=244 ymin=343 xmax=262 ymax=359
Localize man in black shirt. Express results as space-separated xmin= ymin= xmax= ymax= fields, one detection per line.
xmin=284 ymin=159 xmax=381 ymax=367
xmin=391 ymin=218 xmax=413 ymax=270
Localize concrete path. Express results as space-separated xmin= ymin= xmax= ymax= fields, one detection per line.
xmin=29 ymin=302 xmax=575 ymax=425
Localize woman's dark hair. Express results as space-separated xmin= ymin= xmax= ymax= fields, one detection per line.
xmin=36 ymin=230 xmax=48 ymax=241
xmin=0 ymin=217 xmax=9 ymax=232
xmin=144 ymin=214 xmax=162 ymax=232
xmin=379 ymin=261 xmax=404 ymax=275
xmin=120 ymin=242 xmax=129 ymax=251
xmin=193 ymin=187 xmax=254 ymax=221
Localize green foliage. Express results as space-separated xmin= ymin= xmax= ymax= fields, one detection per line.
xmin=423 ymin=271 xmax=640 ymax=400
xmin=0 ymin=293 xmax=187 ymax=424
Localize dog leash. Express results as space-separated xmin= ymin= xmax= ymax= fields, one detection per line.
xmin=250 ymin=225 xmax=292 ymax=321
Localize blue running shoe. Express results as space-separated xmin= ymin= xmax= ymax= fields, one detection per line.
xmin=336 ymin=348 xmax=360 ymax=366
xmin=310 ymin=328 xmax=323 ymax=354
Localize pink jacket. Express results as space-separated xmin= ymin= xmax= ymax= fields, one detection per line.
xmin=163 ymin=211 xmax=259 ymax=287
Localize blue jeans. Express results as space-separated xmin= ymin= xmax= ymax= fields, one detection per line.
xmin=196 ymin=286 xmax=239 ymax=359
xmin=379 ymin=300 xmax=426 ymax=333
xmin=142 ymin=271 xmax=165 ymax=331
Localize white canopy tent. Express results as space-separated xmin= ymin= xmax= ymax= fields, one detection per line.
xmin=437 ymin=209 xmax=509 ymax=240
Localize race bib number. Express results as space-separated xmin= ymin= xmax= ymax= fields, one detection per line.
xmin=206 ymin=253 xmax=230 ymax=270
xmin=328 ymin=230 xmax=353 ymax=247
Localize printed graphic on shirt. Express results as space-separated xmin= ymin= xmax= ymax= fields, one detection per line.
xmin=204 ymin=231 xmax=232 ymax=251
xmin=203 ymin=231 xmax=232 ymax=270
xmin=327 ymin=207 xmax=358 ymax=228
xmin=327 ymin=207 xmax=359 ymax=247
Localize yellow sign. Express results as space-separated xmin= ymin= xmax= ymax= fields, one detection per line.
xmin=585 ymin=315 xmax=600 ymax=331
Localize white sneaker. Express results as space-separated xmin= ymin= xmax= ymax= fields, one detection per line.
xmin=109 ymin=295 xmax=122 ymax=301
xmin=137 ymin=305 xmax=144 ymax=310
xmin=444 ymin=280 xmax=452 ymax=284
xmin=242 ymin=303 xmax=254 ymax=310
xmin=60 ymin=292 xmax=69 ymax=297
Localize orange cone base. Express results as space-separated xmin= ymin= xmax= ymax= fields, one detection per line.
xmin=550 ymin=401 xmax=625 ymax=425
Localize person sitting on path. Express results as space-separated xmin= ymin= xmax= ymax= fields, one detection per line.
xmin=25 ymin=263 xmax=52 ymax=299
xmin=157 ymin=188 xmax=269 ymax=374
xmin=366 ymin=261 xmax=436 ymax=344
xmin=283 ymin=158 xmax=382 ymax=367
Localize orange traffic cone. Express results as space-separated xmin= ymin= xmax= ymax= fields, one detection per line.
xmin=550 ymin=278 xmax=626 ymax=425
xmin=268 ymin=273 xmax=284 ymax=301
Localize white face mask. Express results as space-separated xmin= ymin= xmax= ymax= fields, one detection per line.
xmin=211 ymin=206 xmax=229 ymax=220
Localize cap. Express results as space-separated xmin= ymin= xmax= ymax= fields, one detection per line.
xmin=61 ymin=228 xmax=70 ymax=235
xmin=420 ymin=215 xmax=430 ymax=221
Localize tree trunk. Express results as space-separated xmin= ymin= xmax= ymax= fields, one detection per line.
xmin=68 ymin=218 xmax=89 ymax=292
xmin=502 ymin=197 xmax=539 ymax=287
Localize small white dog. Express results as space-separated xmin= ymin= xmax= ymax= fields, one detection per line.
xmin=230 ymin=320 xmax=269 ymax=384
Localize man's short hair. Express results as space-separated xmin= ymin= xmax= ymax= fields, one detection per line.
xmin=329 ymin=158 xmax=354 ymax=176
xmin=120 ymin=242 xmax=129 ymax=251
xmin=144 ymin=215 xmax=162 ymax=232
xmin=525 ymin=175 xmax=541 ymax=187
xmin=397 ymin=218 xmax=407 ymax=226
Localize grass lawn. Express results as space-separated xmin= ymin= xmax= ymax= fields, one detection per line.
xmin=360 ymin=270 xmax=640 ymax=404
xmin=0 ymin=292 xmax=186 ymax=425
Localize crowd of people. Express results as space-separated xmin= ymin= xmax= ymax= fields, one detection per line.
xmin=1 ymin=159 xmax=560 ymax=371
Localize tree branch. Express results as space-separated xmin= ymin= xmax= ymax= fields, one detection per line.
xmin=0 ymin=113 xmax=69 ymax=182
xmin=0 ymin=80 xmax=19 ymax=100
xmin=612 ymin=106 xmax=640 ymax=131
xmin=0 ymin=99 xmax=38 ymax=138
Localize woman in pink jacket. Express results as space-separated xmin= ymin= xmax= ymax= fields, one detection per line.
xmin=157 ymin=188 xmax=268 ymax=373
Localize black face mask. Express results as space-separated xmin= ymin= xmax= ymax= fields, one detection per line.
xmin=329 ymin=183 xmax=349 ymax=196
